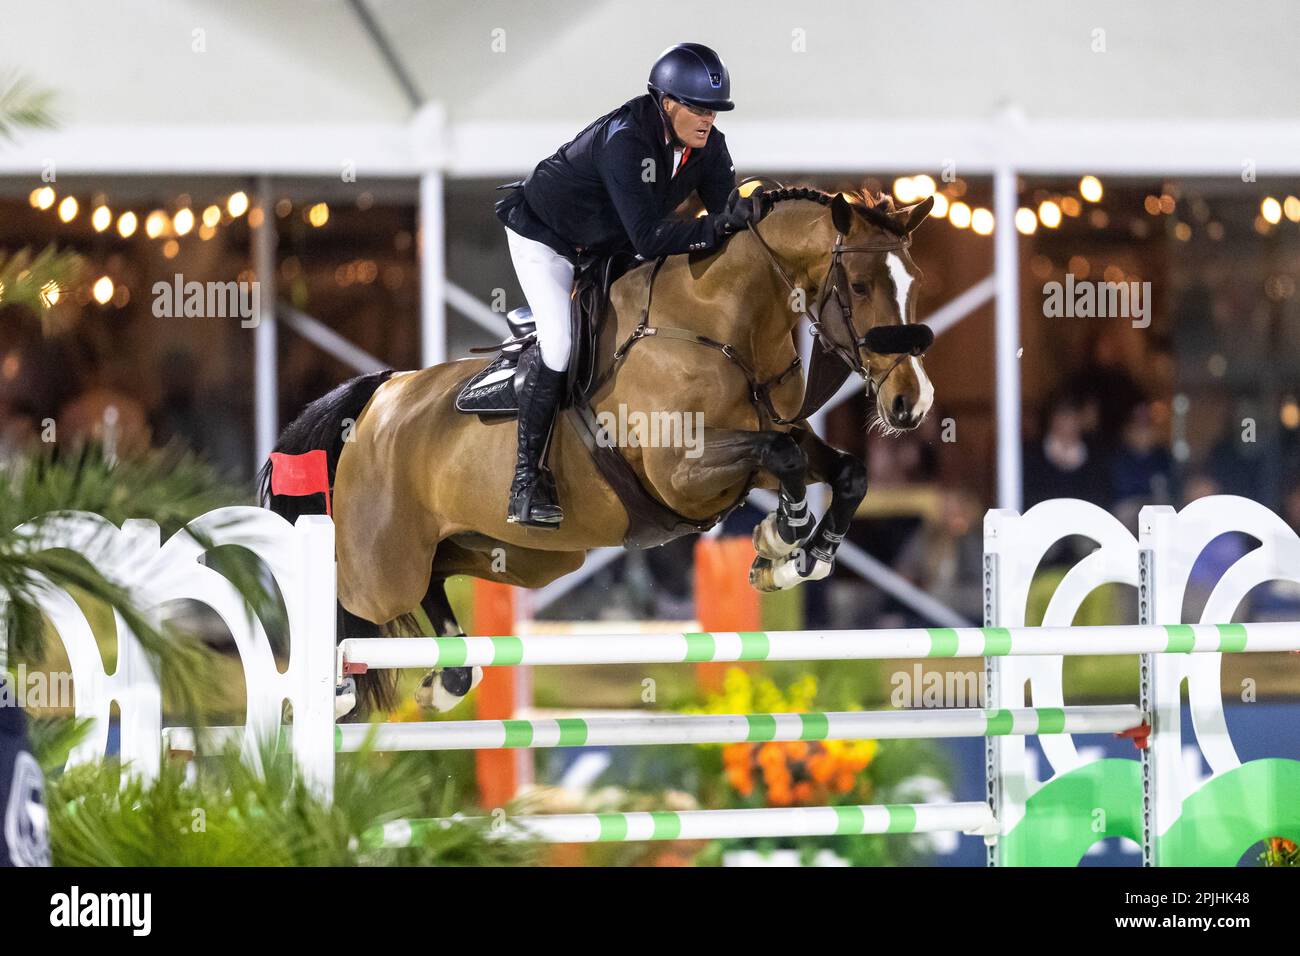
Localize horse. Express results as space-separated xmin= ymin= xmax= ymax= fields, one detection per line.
xmin=261 ymin=186 xmax=936 ymax=715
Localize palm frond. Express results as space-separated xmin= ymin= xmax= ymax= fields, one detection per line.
xmin=0 ymin=73 xmax=57 ymax=141
xmin=0 ymin=244 xmax=84 ymax=327
xmin=44 ymin=739 xmax=535 ymax=866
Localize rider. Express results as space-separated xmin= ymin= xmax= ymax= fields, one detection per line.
xmin=495 ymin=42 xmax=760 ymax=528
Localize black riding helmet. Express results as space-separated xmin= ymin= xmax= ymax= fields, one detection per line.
xmin=647 ymin=43 xmax=734 ymax=112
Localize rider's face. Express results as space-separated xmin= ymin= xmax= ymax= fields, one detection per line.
xmin=663 ymin=97 xmax=716 ymax=149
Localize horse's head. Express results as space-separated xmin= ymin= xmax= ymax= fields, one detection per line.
xmin=816 ymin=190 xmax=935 ymax=431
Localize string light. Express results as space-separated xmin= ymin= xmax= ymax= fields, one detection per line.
xmin=202 ymin=205 xmax=222 ymax=228
xmin=117 ymin=211 xmax=138 ymax=238
xmin=307 ymin=202 xmax=329 ymax=227
xmin=1038 ymin=200 xmax=1062 ymax=228
xmin=948 ymin=201 xmax=972 ymax=229
xmin=1014 ymin=207 xmax=1038 ymax=235
xmin=1261 ymin=197 xmax=1282 ymax=225
xmin=91 ymin=205 xmax=112 ymax=232
xmin=930 ymin=193 xmax=949 ymax=218
xmin=1284 ymin=196 xmax=1300 ymax=223
xmin=145 ymin=210 xmax=168 ymax=239
xmin=893 ymin=177 xmax=918 ymax=203
xmin=911 ymin=174 xmax=936 ymax=199
xmin=173 ymin=208 xmax=195 ymax=236
xmin=58 ymin=196 xmax=78 ymax=222
xmin=227 ymin=191 xmax=249 ymax=217
xmin=30 ymin=187 xmax=55 ymax=209
xmin=1079 ymin=176 xmax=1103 ymax=202
xmin=971 ymin=208 xmax=994 ymax=235
xmin=92 ymin=276 xmax=114 ymax=304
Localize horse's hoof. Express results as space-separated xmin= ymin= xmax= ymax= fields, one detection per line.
xmin=753 ymin=512 xmax=801 ymax=560
xmin=415 ymin=666 xmax=484 ymax=712
xmin=749 ymin=556 xmax=778 ymax=592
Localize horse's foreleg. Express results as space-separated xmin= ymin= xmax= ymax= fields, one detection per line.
xmin=748 ymin=432 xmax=816 ymax=562
xmin=680 ymin=427 xmax=815 ymax=592
xmin=788 ymin=425 xmax=868 ymax=576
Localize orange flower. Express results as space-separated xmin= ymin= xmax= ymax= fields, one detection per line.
xmin=727 ymin=768 xmax=754 ymax=797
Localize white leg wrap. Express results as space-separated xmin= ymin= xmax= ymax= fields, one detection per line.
xmin=334 ymin=677 xmax=358 ymax=721
xmin=772 ymin=555 xmax=833 ymax=590
xmin=754 ymin=512 xmax=802 ymax=559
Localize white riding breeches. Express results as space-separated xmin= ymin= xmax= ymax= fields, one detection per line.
xmin=506 ymin=227 xmax=574 ymax=371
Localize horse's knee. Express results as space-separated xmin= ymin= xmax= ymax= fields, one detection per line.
xmin=762 ymin=433 xmax=807 ymax=483
xmin=831 ymin=454 xmax=868 ymax=502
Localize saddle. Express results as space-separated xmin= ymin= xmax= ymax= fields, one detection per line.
xmin=455 ymin=253 xmax=634 ymax=415
xmin=455 ymin=253 xmax=728 ymax=549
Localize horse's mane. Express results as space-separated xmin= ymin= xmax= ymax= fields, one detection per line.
xmin=761 ymin=184 xmax=897 ymax=213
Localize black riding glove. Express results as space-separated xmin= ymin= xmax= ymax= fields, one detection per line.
xmin=710 ymin=190 xmax=770 ymax=243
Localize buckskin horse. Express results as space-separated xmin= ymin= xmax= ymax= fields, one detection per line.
xmin=262 ymin=186 xmax=936 ymax=715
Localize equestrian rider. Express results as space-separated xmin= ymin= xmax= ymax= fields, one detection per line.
xmin=495 ymin=42 xmax=760 ymax=528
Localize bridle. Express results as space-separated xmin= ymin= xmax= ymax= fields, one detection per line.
xmin=747 ymin=212 xmax=935 ymax=419
xmin=598 ymin=194 xmax=935 ymax=431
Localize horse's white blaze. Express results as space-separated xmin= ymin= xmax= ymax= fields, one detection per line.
xmin=886 ymin=252 xmax=933 ymax=419
xmin=886 ymin=253 xmax=914 ymax=324
xmin=911 ymin=356 xmax=934 ymax=417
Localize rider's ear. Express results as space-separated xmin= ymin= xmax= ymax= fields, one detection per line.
xmin=830 ymin=193 xmax=854 ymax=236
xmin=901 ymin=195 xmax=935 ymax=234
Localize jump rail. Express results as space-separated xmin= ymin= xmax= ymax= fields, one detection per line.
xmin=339 ymin=622 xmax=1295 ymax=672
xmin=362 ymin=802 xmax=999 ymax=849
xmin=170 ymin=705 xmax=1143 ymax=753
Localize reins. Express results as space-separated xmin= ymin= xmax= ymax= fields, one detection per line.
xmin=595 ymin=193 xmax=930 ymax=428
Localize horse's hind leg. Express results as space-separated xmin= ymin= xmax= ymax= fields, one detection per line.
xmin=412 ymin=577 xmax=484 ymax=713
xmin=336 ymin=605 xmax=399 ymax=720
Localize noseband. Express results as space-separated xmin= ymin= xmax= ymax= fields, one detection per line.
xmin=748 ymin=219 xmax=935 ymax=421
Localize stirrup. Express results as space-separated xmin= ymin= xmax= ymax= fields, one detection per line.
xmin=507 ymin=475 xmax=564 ymax=528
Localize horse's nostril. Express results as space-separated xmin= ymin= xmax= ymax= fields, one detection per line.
xmin=892 ymin=395 xmax=911 ymax=420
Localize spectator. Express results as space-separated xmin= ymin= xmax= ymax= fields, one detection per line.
xmin=1023 ymin=393 xmax=1111 ymax=507
xmin=893 ymin=488 xmax=986 ymax=623
xmin=1110 ymin=402 xmax=1175 ymax=526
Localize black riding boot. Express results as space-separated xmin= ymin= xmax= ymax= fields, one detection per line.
xmin=507 ymin=360 xmax=565 ymax=528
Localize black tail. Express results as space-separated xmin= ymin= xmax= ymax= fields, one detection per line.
xmin=257 ymin=370 xmax=394 ymax=520
xmin=259 ymin=369 xmax=398 ymax=714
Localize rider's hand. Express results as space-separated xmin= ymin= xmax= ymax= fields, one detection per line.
xmin=710 ymin=189 xmax=769 ymax=242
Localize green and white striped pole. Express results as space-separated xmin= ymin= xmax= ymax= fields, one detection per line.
xmin=332 ymin=704 xmax=1143 ymax=752
xmin=362 ymin=801 xmax=997 ymax=848
xmin=339 ymin=622 xmax=1299 ymax=674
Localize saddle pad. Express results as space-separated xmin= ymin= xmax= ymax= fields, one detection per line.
xmin=454 ymin=351 xmax=523 ymax=415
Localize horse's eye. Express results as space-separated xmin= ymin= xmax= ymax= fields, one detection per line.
xmin=850 ymin=281 xmax=870 ymax=296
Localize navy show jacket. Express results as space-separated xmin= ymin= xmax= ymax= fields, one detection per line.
xmin=496 ymin=93 xmax=736 ymax=260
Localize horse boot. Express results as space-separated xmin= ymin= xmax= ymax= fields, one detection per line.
xmin=507 ymin=358 xmax=566 ymax=528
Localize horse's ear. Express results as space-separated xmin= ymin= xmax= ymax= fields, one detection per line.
xmin=830 ymin=193 xmax=854 ymax=236
xmin=901 ymin=195 xmax=935 ymax=234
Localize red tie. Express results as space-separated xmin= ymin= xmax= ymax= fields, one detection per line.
xmin=674 ymin=146 xmax=691 ymax=178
